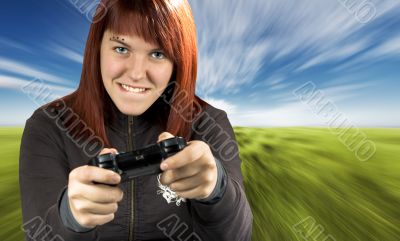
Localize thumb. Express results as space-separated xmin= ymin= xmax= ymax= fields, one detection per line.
xmin=99 ymin=148 xmax=119 ymax=156
xmin=158 ymin=132 xmax=174 ymax=143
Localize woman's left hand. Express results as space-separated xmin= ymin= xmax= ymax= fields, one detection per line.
xmin=158 ymin=132 xmax=218 ymax=200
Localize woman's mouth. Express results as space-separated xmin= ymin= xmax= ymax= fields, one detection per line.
xmin=119 ymin=83 xmax=149 ymax=94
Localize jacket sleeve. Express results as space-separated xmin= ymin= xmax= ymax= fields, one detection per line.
xmin=190 ymin=108 xmax=253 ymax=241
xmin=19 ymin=110 xmax=99 ymax=241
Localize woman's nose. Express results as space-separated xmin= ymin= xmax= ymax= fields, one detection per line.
xmin=126 ymin=55 xmax=146 ymax=81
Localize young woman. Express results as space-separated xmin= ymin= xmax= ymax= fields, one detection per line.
xmin=19 ymin=0 xmax=253 ymax=240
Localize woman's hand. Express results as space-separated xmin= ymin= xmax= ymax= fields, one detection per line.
xmin=67 ymin=148 xmax=123 ymax=228
xmin=158 ymin=132 xmax=218 ymax=200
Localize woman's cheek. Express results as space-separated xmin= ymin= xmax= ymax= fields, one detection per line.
xmin=150 ymin=65 xmax=173 ymax=86
xmin=104 ymin=59 xmax=122 ymax=76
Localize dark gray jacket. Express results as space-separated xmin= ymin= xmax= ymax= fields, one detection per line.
xmin=19 ymin=101 xmax=253 ymax=241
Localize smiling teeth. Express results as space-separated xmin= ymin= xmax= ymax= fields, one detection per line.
xmin=121 ymin=84 xmax=146 ymax=93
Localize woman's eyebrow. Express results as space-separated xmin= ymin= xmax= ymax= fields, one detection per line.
xmin=110 ymin=38 xmax=131 ymax=48
xmin=109 ymin=37 xmax=162 ymax=51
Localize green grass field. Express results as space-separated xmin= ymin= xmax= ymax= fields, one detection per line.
xmin=1 ymin=127 xmax=399 ymax=241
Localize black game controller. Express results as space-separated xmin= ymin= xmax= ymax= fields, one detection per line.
xmin=88 ymin=137 xmax=187 ymax=181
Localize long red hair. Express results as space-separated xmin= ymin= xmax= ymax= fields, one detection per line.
xmin=50 ymin=0 xmax=207 ymax=146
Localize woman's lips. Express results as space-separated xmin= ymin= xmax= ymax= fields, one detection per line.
xmin=118 ymin=83 xmax=149 ymax=94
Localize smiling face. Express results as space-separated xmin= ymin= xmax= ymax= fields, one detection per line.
xmin=100 ymin=29 xmax=174 ymax=116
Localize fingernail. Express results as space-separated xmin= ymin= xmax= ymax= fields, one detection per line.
xmin=113 ymin=175 xmax=120 ymax=182
xmin=161 ymin=162 xmax=168 ymax=170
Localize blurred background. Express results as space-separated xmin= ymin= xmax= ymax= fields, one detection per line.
xmin=1 ymin=0 xmax=399 ymax=240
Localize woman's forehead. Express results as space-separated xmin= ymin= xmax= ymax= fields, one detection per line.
xmin=104 ymin=30 xmax=163 ymax=50
xmin=104 ymin=29 xmax=159 ymax=46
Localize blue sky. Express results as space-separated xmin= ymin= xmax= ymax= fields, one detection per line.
xmin=1 ymin=0 xmax=399 ymax=127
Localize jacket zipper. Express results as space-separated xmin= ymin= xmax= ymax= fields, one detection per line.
xmin=127 ymin=115 xmax=135 ymax=241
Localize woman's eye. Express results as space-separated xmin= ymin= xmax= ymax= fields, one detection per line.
xmin=114 ymin=47 xmax=128 ymax=54
xmin=151 ymin=51 xmax=166 ymax=59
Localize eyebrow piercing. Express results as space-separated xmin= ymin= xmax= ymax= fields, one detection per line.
xmin=110 ymin=36 xmax=125 ymax=41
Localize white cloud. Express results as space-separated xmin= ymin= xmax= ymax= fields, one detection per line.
xmin=321 ymin=82 xmax=377 ymax=102
xmin=344 ymin=107 xmax=400 ymax=127
xmin=333 ymin=34 xmax=400 ymax=71
xmin=0 ymin=57 xmax=74 ymax=85
xmin=229 ymin=98 xmax=398 ymax=127
xmin=0 ymin=37 xmax=32 ymax=53
xmin=203 ymin=97 xmax=237 ymax=116
xmin=228 ymin=80 xmax=380 ymax=126
xmin=229 ymin=102 xmax=322 ymax=127
xmin=0 ymin=74 xmax=75 ymax=94
xmin=265 ymin=74 xmax=286 ymax=87
xmin=190 ymin=0 xmax=400 ymax=95
xmin=0 ymin=75 xmax=30 ymax=89
xmin=190 ymin=0 xmax=272 ymax=95
xmin=297 ymin=40 xmax=369 ymax=71
xmin=50 ymin=44 xmax=83 ymax=64
xmin=364 ymin=34 xmax=400 ymax=57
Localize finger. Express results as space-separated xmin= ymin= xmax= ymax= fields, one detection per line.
xmin=73 ymin=199 xmax=119 ymax=215
xmin=169 ymin=174 xmax=204 ymax=192
xmin=161 ymin=142 xmax=205 ymax=170
xmin=72 ymin=165 xmax=121 ymax=185
xmin=160 ymin=165 xmax=200 ymax=185
xmin=74 ymin=183 xmax=124 ymax=204
xmin=157 ymin=132 xmax=174 ymax=142
xmin=175 ymin=185 xmax=212 ymax=200
xmin=99 ymin=148 xmax=119 ymax=155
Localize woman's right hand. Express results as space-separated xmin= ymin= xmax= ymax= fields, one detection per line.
xmin=67 ymin=148 xmax=123 ymax=229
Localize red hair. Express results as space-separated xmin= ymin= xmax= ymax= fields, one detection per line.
xmin=50 ymin=0 xmax=207 ymax=146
